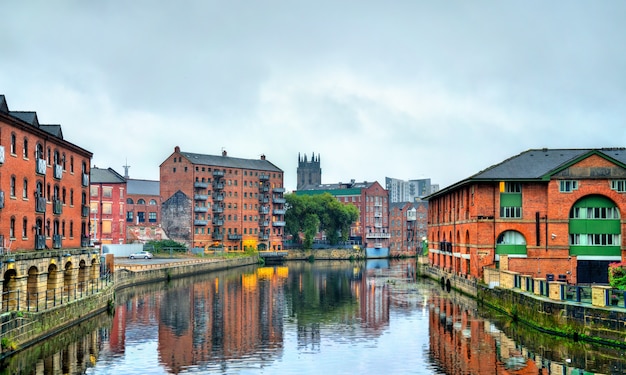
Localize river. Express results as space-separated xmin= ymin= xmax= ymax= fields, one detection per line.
xmin=1 ymin=259 xmax=625 ymax=374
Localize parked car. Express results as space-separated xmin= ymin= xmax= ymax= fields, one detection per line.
xmin=129 ymin=251 xmax=153 ymax=259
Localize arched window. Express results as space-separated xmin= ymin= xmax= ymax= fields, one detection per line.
xmin=149 ymin=199 xmax=157 ymax=205
xmin=496 ymin=230 xmax=527 ymax=257
xmin=137 ymin=199 xmax=146 ymax=205
xmin=569 ymin=195 xmax=621 ymax=257
xmin=127 ymin=198 xmax=134 ymax=204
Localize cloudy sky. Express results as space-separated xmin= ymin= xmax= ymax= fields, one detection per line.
xmin=1 ymin=1 xmax=624 ymax=191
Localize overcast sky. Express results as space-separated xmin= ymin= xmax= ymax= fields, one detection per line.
xmin=1 ymin=1 xmax=624 ymax=191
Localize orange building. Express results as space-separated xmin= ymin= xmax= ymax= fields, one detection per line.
xmin=426 ymin=148 xmax=626 ymax=284
xmin=0 ymin=95 xmax=92 ymax=252
xmin=89 ymin=167 xmax=127 ymax=245
xmin=160 ymin=147 xmax=285 ymax=251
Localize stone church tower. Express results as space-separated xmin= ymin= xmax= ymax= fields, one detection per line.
xmin=297 ymin=152 xmax=322 ymax=190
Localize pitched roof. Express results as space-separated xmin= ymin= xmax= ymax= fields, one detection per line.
xmin=0 ymin=95 xmax=8 ymax=113
xmin=179 ymin=151 xmax=283 ymax=172
xmin=40 ymin=124 xmax=63 ymax=139
xmin=9 ymin=111 xmax=39 ymax=126
xmin=127 ymin=179 xmax=160 ymax=195
xmin=429 ymin=148 xmax=626 ymax=199
xmin=90 ymin=167 xmax=126 ymax=184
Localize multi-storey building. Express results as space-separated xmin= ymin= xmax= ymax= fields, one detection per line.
xmin=160 ymin=147 xmax=285 ymax=251
xmin=386 ymin=177 xmax=439 ymax=203
xmin=125 ymin=178 xmax=164 ymax=243
xmin=0 ymin=95 xmax=92 ymax=252
xmin=295 ymin=180 xmax=390 ymax=258
xmin=389 ymin=200 xmax=428 ymax=257
xmin=426 ymin=148 xmax=626 ymax=284
xmin=90 ymin=167 xmax=127 ymax=245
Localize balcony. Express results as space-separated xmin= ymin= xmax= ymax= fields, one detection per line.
xmin=272 ymin=197 xmax=286 ymax=204
xmin=194 ymin=181 xmax=209 ymax=189
xmin=212 ymin=193 xmax=224 ymax=201
xmin=259 ymin=206 xmax=270 ymax=214
xmin=194 ymin=219 xmax=208 ymax=226
xmin=54 ymin=164 xmax=63 ymax=180
xmin=36 ymin=158 xmax=46 ymax=175
xmin=273 ymin=208 xmax=286 ymax=215
xmin=273 ymin=187 xmax=285 ymax=193
xmin=259 ymin=174 xmax=270 ymax=181
xmin=259 ymin=184 xmax=270 ymax=192
xmin=259 ymin=220 xmax=270 ymax=227
xmin=374 ymin=212 xmax=382 ymax=218
xmin=212 ymin=204 xmax=224 ymax=213
xmin=35 ymin=197 xmax=46 ymax=213
xmin=53 ymin=234 xmax=62 ymax=249
xmin=272 ymin=221 xmax=286 ymax=227
xmin=366 ymin=232 xmax=391 ymax=239
xmin=259 ymin=196 xmax=269 ymax=204
xmin=228 ymin=234 xmax=242 ymax=240
xmin=194 ymin=206 xmax=208 ymax=213
xmin=82 ymin=204 xmax=89 ymax=217
xmin=82 ymin=173 xmax=89 ymax=187
xmin=81 ymin=235 xmax=91 ymax=247
xmin=35 ymin=235 xmax=46 ymax=250
xmin=258 ymin=233 xmax=269 ymax=241
xmin=212 ymin=233 xmax=224 ymax=241
xmin=194 ymin=194 xmax=208 ymax=201
xmin=53 ymin=199 xmax=63 ymax=215
xmin=212 ymin=182 xmax=224 ymax=190
xmin=213 ymin=170 xmax=225 ymax=178
xmin=212 ymin=218 xmax=224 ymax=226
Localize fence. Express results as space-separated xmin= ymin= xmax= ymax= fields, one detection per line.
xmin=1 ymin=273 xmax=113 ymax=313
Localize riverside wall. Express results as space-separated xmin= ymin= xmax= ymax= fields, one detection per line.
xmin=418 ymin=259 xmax=626 ymax=348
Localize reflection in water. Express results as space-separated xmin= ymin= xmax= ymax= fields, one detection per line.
xmin=4 ymin=260 xmax=626 ymax=374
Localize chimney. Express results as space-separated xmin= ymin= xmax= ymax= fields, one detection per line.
xmin=222 ymin=150 xmax=227 ymax=157
xmin=260 ymin=154 xmax=266 ymax=160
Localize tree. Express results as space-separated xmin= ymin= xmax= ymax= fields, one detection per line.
xmin=285 ymin=192 xmax=360 ymax=248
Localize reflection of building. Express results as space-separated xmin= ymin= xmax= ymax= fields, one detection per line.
xmin=90 ymin=167 xmax=127 ymax=245
xmin=0 ymin=95 xmax=92 ymax=251
xmin=295 ymin=180 xmax=389 ymax=256
xmin=160 ymin=147 xmax=285 ymax=251
xmin=389 ymin=201 xmax=428 ymax=256
xmin=426 ymin=148 xmax=626 ymax=284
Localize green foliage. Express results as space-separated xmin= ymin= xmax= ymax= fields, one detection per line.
xmin=145 ymin=239 xmax=187 ymax=254
xmin=285 ymin=193 xmax=359 ymax=249
xmin=1 ymin=336 xmax=17 ymax=351
xmin=609 ymin=262 xmax=626 ymax=290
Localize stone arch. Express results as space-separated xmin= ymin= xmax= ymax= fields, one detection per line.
xmin=3 ymin=269 xmax=19 ymax=311
xmin=47 ymin=263 xmax=59 ymax=305
xmin=496 ymin=230 xmax=528 ymax=258
xmin=78 ymin=259 xmax=87 ymax=292
xmin=64 ymin=261 xmax=74 ymax=298
xmin=90 ymin=257 xmax=100 ymax=282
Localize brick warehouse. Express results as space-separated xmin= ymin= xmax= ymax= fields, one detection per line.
xmin=426 ymin=148 xmax=626 ymax=284
xmin=160 ymin=147 xmax=285 ymax=251
xmin=0 ymin=95 xmax=92 ymax=252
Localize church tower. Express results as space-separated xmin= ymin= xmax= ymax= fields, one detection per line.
xmin=297 ymin=152 xmax=322 ymax=190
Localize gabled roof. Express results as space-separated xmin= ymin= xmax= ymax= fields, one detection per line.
xmin=428 ymin=148 xmax=626 ymax=199
xmin=127 ymin=179 xmax=160 ymax=195
xmin=9 ymin=111 xmax=39 ymax=127
xmin=0 ymin=95 xmax=8 ymax=113
xmin=178 ymin=151 xmax=283 ymax=172
xmin=40 ymin=124 xmax=63 ymax=139
xmin=90 ymin=167 xmax=126 ymax=184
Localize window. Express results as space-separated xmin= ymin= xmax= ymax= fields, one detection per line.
xmin=22 ymin=217 xmax=28 ymax=238
xmin=102 ymin=203 xmax=112 ymax=214
xmin=138 ymin=212 xmax=145 ymax=222
xmin=137 ymin=199 xmax=146 ymax=205
xmin=127 ymin=198 xmax=134 ymax=204
xmin=610 ymin=180 xmax=626 ymax=192
xmin=22 ymin=178 xmax=28 ymax=199
xmin=90 ymin=186 xmax=98 ymax=197
xmin=23 ymin=138 xmax=28 ymax=159
xmin=149 ymin=199 xmax=157 ymax=205
xmin=559 ymin=180 xmax=579 ymax=192
xmin=127 ymin=211 xmax=134 ymax=222
xmin=102 ymin=221 xmax=112 ymax=234
xmin=10 ymin=217 xmax=15 ymax=238
xmin=10 ymin=133 xmax=16 ymax=154
xmin=10 ymin=176 xmax=15 ymax=197
xmin=149 ymin=212 xmax=157 ymax=222
xmin=500 ymin=206 xmax=521 ymax=218
xmin=103 ymin=187 xmax=112 ymax=198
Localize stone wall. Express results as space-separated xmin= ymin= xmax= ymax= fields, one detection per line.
xmin=284 ymin=248 xmax=365 ymax=261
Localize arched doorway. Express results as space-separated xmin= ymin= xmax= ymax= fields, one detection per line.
xmin=27 ymin=266 xmax=39 ymax=311
xmin=3 ymin=269 xmax=18 ymax=311
xmin=64 ymin=261 xmax=73 ymax=300
xmin=78 ymin=259 xmax=87 ymax=293
xmin=47 ymin=264 xmax=58 ymax=306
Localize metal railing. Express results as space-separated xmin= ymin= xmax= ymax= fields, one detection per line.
xmin=1 ymin=274 xmax=113 ymax=313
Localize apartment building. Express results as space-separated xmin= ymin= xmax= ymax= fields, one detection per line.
xmin=296 ymin=180 xmax=390 ymax=258
xmin=160 ymin=147 xmax=285 ymax=251
xmin=90 ymin=167 xmax=126 ymax=245
xmin=389 ymin=200 xmax=428 ymax=257
xmin=426 ymin=148 xmax=626 ymax=284
xmin=0 ymin=95 xmax=92 ymax=252
xmin=125 ymin=178 xmax=164 ymax=243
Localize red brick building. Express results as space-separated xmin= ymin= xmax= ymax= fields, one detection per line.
xmin=295 ymin=180 xmax=390 ymax=257
xmin=90 ymin=167 xmax=127 ymax=245
xmin=160 ymin=147 xmax=285 ymax=251
xmin=125 ymin=178 xmax=164 ymax=243
xmin=426 ymin=148 xmax=626 ymax=284
xmin=0 ymin=95 xmax=92 ymax=252
xmin=389 ymin=200 xmax=428 ymax=257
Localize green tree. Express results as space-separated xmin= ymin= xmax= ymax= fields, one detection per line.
xmin=285 ymin=192 xmax=359 ymax=248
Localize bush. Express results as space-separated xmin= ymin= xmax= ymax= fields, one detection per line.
xmin=609 ymin=262 xmax=626 ymax=290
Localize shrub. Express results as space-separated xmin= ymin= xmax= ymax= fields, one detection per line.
xmin=609 ymin=262 xmax=626 ymax=290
